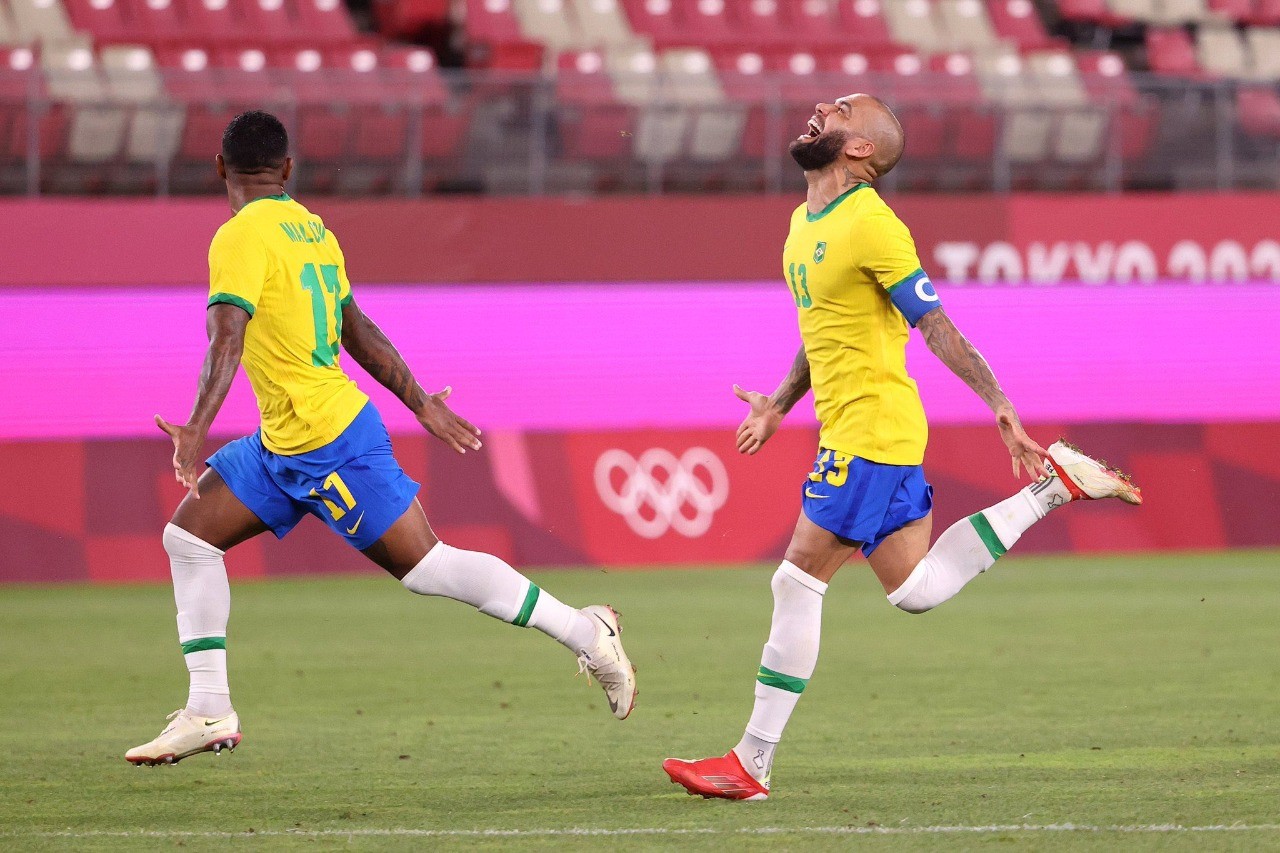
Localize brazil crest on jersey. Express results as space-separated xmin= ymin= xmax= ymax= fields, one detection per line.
xmin=207 ymin=194 xmax=369 ymax=456
xmin=782 ymin=184 xmax=941 ymax=465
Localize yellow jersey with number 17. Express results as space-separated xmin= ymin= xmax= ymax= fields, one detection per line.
xmin=782 ymin=184 xmax=938 ymax=466
xmin=207 ymin=193 xmax=369 ymax=456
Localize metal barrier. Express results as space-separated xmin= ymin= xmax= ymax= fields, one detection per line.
xmin=1 ymin=69 xmax=1277 ymax=195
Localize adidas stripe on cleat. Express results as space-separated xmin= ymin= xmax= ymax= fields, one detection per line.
xmin=1046 ymin=440 xmax=1143 ymax=506
xmin=662 ymin=751 xmax=770 ymax=801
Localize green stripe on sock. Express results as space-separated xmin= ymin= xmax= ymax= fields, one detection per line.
xmin=969 ymin=512 xmax=1008 ymax=560
xmin=512 ymin=583 xmax=540 ymax=627
xmin=757 ymin=665 xmax=808 ymax=694
xmin=181 ymin=637 xmax=226 ymax=655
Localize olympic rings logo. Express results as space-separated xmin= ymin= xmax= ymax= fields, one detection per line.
xmin=594 ymin=447 xmax=730 ymax=539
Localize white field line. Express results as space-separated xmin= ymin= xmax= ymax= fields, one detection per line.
xmin=4 ymin=824 xmax=1280 ymax=840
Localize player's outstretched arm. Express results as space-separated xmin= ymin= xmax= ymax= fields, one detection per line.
xmin=733 ymin=345 xmax=811 ymax=455
xmin=155 ymin=303 xmax=249 ymax=498
xmin=340 ymin=297 xmax=482 ymax=454
xmin=916 ymin=308 xmax=1049 ymax=480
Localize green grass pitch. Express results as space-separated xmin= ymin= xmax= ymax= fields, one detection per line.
xmin=2 ymin=551 xmax=1278 ymax=851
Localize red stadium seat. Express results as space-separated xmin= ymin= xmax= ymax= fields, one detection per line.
xmin=1055 ymin=0 xmax=1128 ymax=25
xmin=176 ymin=0 xmax=246 ymax=43
xmin=240 ymin=0 xmax=299 ymax=44
xmin=0 ymin=46 xmax=69 ymax=175
xmin=292 ymin=0 xmax=359 ymax=43
xmin=670 ymin=0 xmax=737 ymax=46
xmin=706 ymin=48 xmax=772 ymax=159
xmin=1236 ymin=86 xmax=1280 ymax=137
xmin=985 ymin=0 xmax=1057 ymax=49
xmin=1145 ymin=27 xmax=1202 ymax=75
xmin=1207 ymin=0 xmax=1254 ymax=20
xmin=461 ymin=0 xmax=544 ymax=68
xmin=62 ymin=0 xmax=134 ymax=43
xmin=1249 ymin=0 xmax=1280 ymax=23
xmin=1076 ymin=51 xmax=1156 ymax=162
xmin=555 ymin=51 xmax=636 ymax=159
xmin=120 ymin=0 xmax=191 ymax=42
xmin=621 ymin=0 xmax=686 ymax=44
xmin=728 ymin=0 xmax=790 ymax=47
xmin=372 ymin=0 xmax=450 ymax=39
xmin=831 ymin=0 xmax=895 ymax=48
xmin=381 ymin=46 xmax=467 ymax=165
xmin=780 ymin=0 xmax=850 ymax=47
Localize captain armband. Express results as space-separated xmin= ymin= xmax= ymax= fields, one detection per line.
xmin=885 ymin=268 xmax=942 ymax=327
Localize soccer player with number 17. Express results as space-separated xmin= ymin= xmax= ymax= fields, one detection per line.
xmin=126 ymin=112 xmax=636 ymax=766
xmin=663 ymin=95 xmax=1142 ymax=800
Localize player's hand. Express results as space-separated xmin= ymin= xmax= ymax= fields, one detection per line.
xmin=154 ymin=415 xmax=205 ymax=499
xmin=733 ymin=384 xmax=784 ymax=455
xmin=995 ymin=405 xmax=1049 ymax=480
xmin=416 ymin=386 xmax=483 ymax=454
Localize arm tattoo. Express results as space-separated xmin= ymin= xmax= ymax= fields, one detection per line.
xmin=916 ymin=309 xmax=1011 ymax=413
xmin=188 ymin=304 xmax=248 ymax=433
xmin=341 ymin=304 xmax=429 ymax=414
xmin=769 ymin=345 xmax=812 ymax=414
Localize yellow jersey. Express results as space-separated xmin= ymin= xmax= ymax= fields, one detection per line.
xmin=782 ymin=184 xmax=936 ymax=465
xmin=207 ymin=193 xmax=369 ymax=456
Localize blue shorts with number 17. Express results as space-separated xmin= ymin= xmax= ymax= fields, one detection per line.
xmin=207 ymin=403 xmax=419 ymax=551
xmin=800 ymin=448 xmax=933 ymax=557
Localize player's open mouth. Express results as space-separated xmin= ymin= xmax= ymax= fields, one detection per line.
xmin=799 ymin=117 xmax=822 ymax=141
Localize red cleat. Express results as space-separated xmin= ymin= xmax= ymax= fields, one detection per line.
xmin=662 ymin=751 xmax=770 ymax=801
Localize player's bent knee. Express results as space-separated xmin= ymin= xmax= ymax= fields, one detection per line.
xmin=163 ymin=522 xmax=225 ymax=562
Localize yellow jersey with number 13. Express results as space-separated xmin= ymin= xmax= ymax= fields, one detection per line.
xmin=207 ymin=193 xmax=368 ymax=456
xmin=782 ymin=184 xmax=935 ymax=466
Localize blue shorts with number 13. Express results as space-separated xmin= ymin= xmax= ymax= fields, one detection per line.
xmin=800 ymin=448 xmax=933 ymax=557
xmin=207 ymin=403 xmax=419 ymax=551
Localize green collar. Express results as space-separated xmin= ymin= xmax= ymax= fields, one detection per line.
xmin=806 ymin=183 xmax=868 ymax=222
xmin=241 ymin=192 xmax=291 ymax=211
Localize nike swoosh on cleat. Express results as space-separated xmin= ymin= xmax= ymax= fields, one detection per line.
xmin=593 ymin=614 xmax=617 ymax=637
xmin=345 ymin=512 xmax=366 ymax=536
xmin=203 ymin=717 xmax=232 ymax=727
xmin=804 ymin=488 xmax=830 ymax=499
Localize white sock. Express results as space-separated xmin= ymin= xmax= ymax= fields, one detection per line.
xmin=401 ymin=542 xmax=597 ymax=653
xmin=888 ymin=479 xmax=1070 ymax=614
xmin=164 ymin=523 xmax=233 ymax=718
xmin=732 ymin=562 xmax=827 ymax=783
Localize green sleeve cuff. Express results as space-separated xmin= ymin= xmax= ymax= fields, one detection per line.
xmin=208 ymin=292 xmax=256 ymax=317
xmin=340 ymin=292 xmax=352 ymax=307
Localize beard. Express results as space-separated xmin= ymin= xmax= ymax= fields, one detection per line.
xmin=788 ymin=128 xmax=847 ymax=171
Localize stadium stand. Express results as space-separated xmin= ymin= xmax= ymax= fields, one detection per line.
xmin=0 ymin=0 xmax=1278 ymax=192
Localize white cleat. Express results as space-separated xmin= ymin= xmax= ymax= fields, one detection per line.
xmin=576 ymin=605 xmax=638 ymax=720
xmin=125 ymin=709 xmax=241 ymax=766
xmin=1046 ymin=440 xmax=1143 ymax=505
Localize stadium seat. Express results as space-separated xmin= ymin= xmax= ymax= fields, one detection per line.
xmin=1249 ymin=0 xmax=1280 ymax=23
xmin=1106 ymin=0 xmax=1158 ymax=22
xmin=120 ymin=0 xmax=190 ymax=42
xmin=569 ymin=0 xmax=642 ymax=49
xmin=100 ymin=44 xmax=182 ymax=165
xmin=62 ymin=0 xmax=134 ymax=44
xmin=41 ymin=40 xmax=128 ymax=165
xmin=1236 ymin=85 xmax=1280 ymax=136
xmin=620 ymin=0 xmax=686 ymax=45
xmin=512 ymin=0 xmax=581 ymax=53
xmin=292 ymin=0 xmax=359 ymax=42
xmin=462 ymin=0 xmax=545 ymax=68
xmin=1245 ymin=27 xmax=1280 ymax=78
xmin=986 ymin=0 xmax=1057 ymax=49
xmin=934 ymin=0 xmax=1000 ymax=51
xmin=1206 ymin=0 xmax=1252 ymax=20
xmin=1196 ymin=23 xmax=1248 ymax=77
xmin=380 ymin=46 xmax=467 ymax=178
xmin=663 ymin=47 xmax=742 ymax=162
xmin=371 ymin=0 xmax=449 ymax=39
xmin=1056 ymin=0 xmax=1129 ymax=24
xmin=555 ymin=50 xmax=636 ymax=159
xmin=728 ymin=0 xmax=790 ymax=46
xmin=832 ymin=0 xmax=895 ymax=46
xmin=670 ymin=0 xmax=736 ymax=46
xmin=9 ymin=0 xmax=76 ymax=44
xmin=1077 ymin=51 xmax=1157 ymax=163
xmin=177 ymin=0 xmax=247 ymax=43
xmin=240 ymin=0 xmax=299 ymax=45
xmin=1154 ymin=0 xmax=1210 ymax=22
xmin=1145 ymin=27 xmax=1202 ymax=75
xmin=881 ymin=0 xmax=946 ymax=53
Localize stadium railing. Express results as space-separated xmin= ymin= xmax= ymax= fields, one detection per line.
xmin=0 ymin=67 xmax=1277 ymax=195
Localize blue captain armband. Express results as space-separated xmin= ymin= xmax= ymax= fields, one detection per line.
xmin=886 ymin=268 xmax=942 ymax=326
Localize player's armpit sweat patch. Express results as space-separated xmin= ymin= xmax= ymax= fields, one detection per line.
xmin=885 ymin=268 xmax=942 ymax=327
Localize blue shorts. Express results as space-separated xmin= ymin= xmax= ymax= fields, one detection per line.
xmin=800 ymin=448 xmax=934 ymax=557
xmin=207 ymin=403 xmax=419 ymax=551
